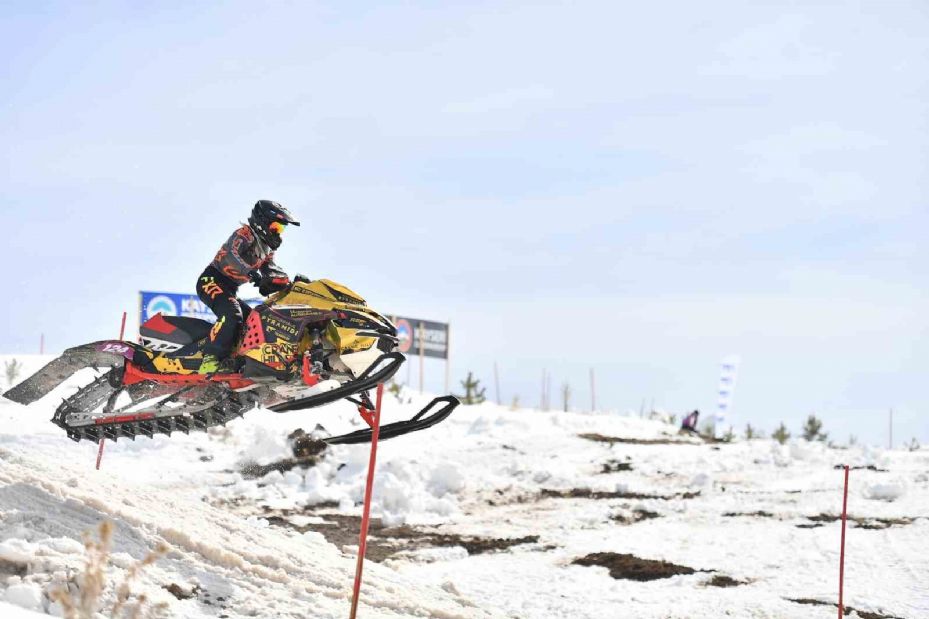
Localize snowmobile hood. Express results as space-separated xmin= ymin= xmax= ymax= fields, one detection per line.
xmin=271 ymin=279 xmax=367 ymax=308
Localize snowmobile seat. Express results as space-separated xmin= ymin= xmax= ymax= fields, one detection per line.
xmin=140 ymin=313 xmax=213 ymax=352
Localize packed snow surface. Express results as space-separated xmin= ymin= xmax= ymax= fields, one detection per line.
xmin=1 ymin=355 xmax=927 ymax=618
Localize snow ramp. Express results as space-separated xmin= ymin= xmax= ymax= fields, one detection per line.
xmin=0 ymin=445 xmax=501 ymax=618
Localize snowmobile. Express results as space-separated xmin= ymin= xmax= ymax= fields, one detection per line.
xmin=3 ymin=276 xmax=458 ymax=445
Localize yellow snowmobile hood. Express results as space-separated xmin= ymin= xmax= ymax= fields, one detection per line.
xmin=267 ymin=279 xmax=394 ymax=357
xmin=269 ymin=279 xmax=367 ymax=310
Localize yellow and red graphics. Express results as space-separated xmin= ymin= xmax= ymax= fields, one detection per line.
xmin=200 ymin=277 xmax=224 ymax=300
xmin=209 ymin=316 xmax=225 ymax=342
xmin=238 ymin=307 xmax=307 ymax=372
xmin=265 ymin=279 xmax=387 ymax=356
xmin=135 ymin=277 xmax=395 ymax=378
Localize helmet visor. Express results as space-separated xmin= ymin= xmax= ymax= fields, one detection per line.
xmin=269 ymin=221 xmax=287 ymax=235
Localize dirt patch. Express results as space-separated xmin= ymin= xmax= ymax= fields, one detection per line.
xmin=485 ymin=486 xmax=699 ymax=507
xmin=424 ymin=533 xmax=539 ymax=555
xmin=600 ymin=459 xmax=634 ymax=473
xmin=261 ymin=509 xmax=539 ymax=563
xmin=722 ymin=511 xmax=776 ymax=518
xmin=807 ymin=513 xmax=837 ymax=523
xmin=705 ymin=575 xmax=747 ymax=588
xmin=240 ymin=429 xmax=329 ymax=478
xmin=833 ymin=464 xmax=889 ymax=472
xmin=787 ymin=598 xmax=904 ymax=619
xmin=579 ymin=433 xmax=697 ymax=446
xmin=854 ymin=517 xmax=915 ymax=530
xmin=612 ymin=508 xmax=660 ymax=525
xmin=580 ymin=432 xmax=728 ymax=446
xmin=541 ymin=488 xmax=700 ymax=501
xmin=573 ymin=553 xmax=698 ymax=581
xmin=0 ymin=558 xmax=27 ymax=577
xmin=797 ymin=513 xmax=917 ymax=530
xmin=164 ymin=583 xmax=202 ymax=600
xmin=484 ymin=486 xmax=544 ymax=507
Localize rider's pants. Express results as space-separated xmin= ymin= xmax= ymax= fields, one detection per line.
xmin=196 ymin=269 xmax=252 ymax=359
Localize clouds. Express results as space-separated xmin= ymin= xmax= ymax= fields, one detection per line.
xmin=1 ymin=1 xmax=927 ymax=441
xmin=701 ymin=13 xmax=841 ymax=79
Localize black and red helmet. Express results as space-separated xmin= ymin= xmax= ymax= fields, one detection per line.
xmin=249 ymin=199 xmax=300 ymax=250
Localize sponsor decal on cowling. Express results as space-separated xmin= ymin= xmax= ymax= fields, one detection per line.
xmin=96 ymin=342 xmax=134 ymax=359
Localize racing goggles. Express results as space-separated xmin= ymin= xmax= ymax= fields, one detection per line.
xmin=269 ymin=221 xmax=287 ymax=234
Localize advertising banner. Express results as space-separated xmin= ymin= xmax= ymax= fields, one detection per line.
xmin=392 ymin=316 xmax=449 ymax=360
xmin=139 ymin=292 xmax=261 ymax=325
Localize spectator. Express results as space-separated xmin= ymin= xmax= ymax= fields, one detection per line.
xmin=681 ymin=410 xmax=700 ymax=434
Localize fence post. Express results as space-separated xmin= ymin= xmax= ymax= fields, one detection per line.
xmin=349 ymin=383 xmax=384 ymax=619
xmin=838 ymin=465 xmax=850 ymax=618
xmin=418 ymin=322 xmax=424 ymax=393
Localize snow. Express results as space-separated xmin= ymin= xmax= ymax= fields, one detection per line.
xmin=1 ymin=355 xmax=927 ymax=618
xmin=864 ymin=481 xmax=907 ymax=502
xmin=0 ymin=600 xmax=50 ymax=619
xmin=3 ymin=583 xmax=44 ymax=611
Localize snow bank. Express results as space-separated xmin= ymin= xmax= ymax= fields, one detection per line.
xmin=864 ymin=481 xmax=907 ymax=502
xmin=1 ymin=361 xmax=926 ymax=619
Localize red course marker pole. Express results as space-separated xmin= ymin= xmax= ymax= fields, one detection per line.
xmin=96 ymin=311 xmax=127 ymax=470
xmin=838 ymin=465 xmax=850 ymax=618
xmin=349 ymin=383 xmax=384 ymax=619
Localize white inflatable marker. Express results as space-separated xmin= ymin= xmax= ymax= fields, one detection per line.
xmin=714 ymin=354 xmax=741 ymax=429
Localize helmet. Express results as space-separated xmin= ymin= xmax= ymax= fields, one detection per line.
xmin=248 ymin=200 xmax=300 ymax=250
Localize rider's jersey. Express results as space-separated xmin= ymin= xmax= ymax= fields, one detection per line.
xmin=207 ymin=225 xmax=278 ymax=288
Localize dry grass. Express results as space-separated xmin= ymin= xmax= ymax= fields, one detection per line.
xmin=49 ymin=521 xmax=171 ymax=619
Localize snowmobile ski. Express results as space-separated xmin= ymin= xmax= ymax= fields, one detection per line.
xmin=323 ymin=396 xmax=459 ymax=445
xmin=268 ymin=352 xmax=404 ymax=413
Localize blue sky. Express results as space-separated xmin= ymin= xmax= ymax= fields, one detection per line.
xmin=2 ymin=1 xmax=927 ymax=443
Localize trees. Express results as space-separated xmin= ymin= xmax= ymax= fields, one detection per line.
xmin=456 ymin=372 xmax=486 ymax=405
xmin=4 ymin=358 xmax=22 ymax=387
xmin=802 ymin=414 xmax=828 ymax=442
xmin=773 ymin=423 xmax=791 ymax=445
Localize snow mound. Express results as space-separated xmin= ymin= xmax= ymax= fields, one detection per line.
xmin=0 ymin=443 xmax=501 ymax=619
xmin=864 ymin=481 xmax=907 ymax=502
xmin=3 ymin=584 xmax=43 ymax=612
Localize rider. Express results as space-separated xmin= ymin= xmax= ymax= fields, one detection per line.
xmin=196 ymin=200 xmax=300 ymax=373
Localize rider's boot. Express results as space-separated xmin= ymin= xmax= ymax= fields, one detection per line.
xmin=198 ymin=354 xmax=221 ymax=374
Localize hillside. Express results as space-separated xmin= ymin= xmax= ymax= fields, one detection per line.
xmin=0 ymin=356 xmax=926 ymax=618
